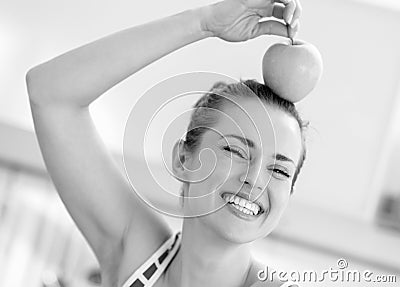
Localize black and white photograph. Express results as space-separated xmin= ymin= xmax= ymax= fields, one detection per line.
xmin=1 ymin=0 xmax=400 ymax=286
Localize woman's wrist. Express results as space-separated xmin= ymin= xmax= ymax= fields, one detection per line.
xmin=187 ymin=6 xmax=215 ymax=40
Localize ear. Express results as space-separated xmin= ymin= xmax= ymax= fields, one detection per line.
xmin=171 ymin=139 xmax=191 ymax=182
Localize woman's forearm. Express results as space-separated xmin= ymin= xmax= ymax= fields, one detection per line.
xmin=26 ymin=7 xmax=212 ymax=107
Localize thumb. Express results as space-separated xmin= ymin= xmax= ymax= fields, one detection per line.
xmin=253 ymin=20 xmax=289 ymax=38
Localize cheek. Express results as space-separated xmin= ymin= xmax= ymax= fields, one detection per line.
xmin=185 ymin=150 xmax=229 ymax=195
xmin=185 ymin=149 xmax=217 ymax=184
xmin=267 ymin=180 xmax=292 ymax=208
xmin=185 ymin=158 xmax=244 ymax=214
xmin=195 ymin=150 xmax=238 ymax=188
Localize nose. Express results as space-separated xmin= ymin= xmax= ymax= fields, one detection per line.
xmin=239 ymin=160 xmax=268 ymax=196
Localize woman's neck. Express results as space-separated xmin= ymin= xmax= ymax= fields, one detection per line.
xmin=165 ymin=217 xmax=253 ymax=287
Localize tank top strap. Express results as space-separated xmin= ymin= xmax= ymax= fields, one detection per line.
xmin=122 ymin=232 xmax=181 ymax=287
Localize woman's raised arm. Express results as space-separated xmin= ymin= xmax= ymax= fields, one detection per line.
xmin=26 ymin=0 xmax=299 ymax=107
xmin=26 ymin=8 xmax=210 ymax=107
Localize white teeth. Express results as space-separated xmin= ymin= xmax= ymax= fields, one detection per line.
xmin=245 ymin=202 xmax=251 ymax=210
xmin=223 ymin=193 xmax=261 ymax=216
xmin=231 ymin=202 xmax=254 ymax=215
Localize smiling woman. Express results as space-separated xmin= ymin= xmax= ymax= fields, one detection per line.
xmin=25 ymin=0 xmax=305 ymax=286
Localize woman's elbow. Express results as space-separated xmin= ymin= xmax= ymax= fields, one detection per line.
xmin=26 ymin=65 xmax=49 ymax=106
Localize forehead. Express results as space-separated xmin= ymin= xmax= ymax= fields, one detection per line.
xmin=203 ymin=97 xmax=302 ymax=161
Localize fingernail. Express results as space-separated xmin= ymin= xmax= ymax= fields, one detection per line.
xmin=291 ymin=18 xmax=299 ymax=28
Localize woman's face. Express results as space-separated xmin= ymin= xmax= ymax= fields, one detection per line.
xmin=179 ymin=96 xmax=302 ymax=243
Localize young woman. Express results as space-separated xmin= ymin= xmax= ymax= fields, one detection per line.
xmin=26 ymin=0 xmax=305 ymax=286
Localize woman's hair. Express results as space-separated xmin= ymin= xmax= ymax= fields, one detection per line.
xmin=183 ymin=79 xmax=308 ymax=194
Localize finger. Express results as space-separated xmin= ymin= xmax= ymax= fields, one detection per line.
xmin=255 ymin=8 xmax=272 ymax=18
xmin=282 ymin=0 xmax=296 ymax=24
xmin=271 ymin=4 xmax=285 ymax=20
xmin=288 ymin=21 xmax=300 ymax=39
xmin=290 ymin=0 xmax=302 ymax=27
xmin=257 ymin=3 xmax=285 ymax=18
xmin=253 ymin=20 xmax=288 ymax=38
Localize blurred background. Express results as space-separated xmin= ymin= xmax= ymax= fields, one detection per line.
xmin=1 ymin=0 xmax=400 ymax=286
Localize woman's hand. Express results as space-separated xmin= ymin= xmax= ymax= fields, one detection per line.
xmin=200 ymin=0 xmax=301 ymax=42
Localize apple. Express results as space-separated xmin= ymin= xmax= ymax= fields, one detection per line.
xmin=262 ymin=39 xmax=323 ymax=103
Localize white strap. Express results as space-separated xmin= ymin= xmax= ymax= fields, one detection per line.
xmin=146 ymin=234 xmax=181 ymax=286
xmin=122 ymin=233 xmax=181 ymax=287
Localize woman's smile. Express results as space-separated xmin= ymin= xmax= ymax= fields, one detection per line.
xmin=216 ymin=190 xmax=271 ymax=223
xmin=221 ymin=192 xmax=267 ymax=216
xmin=223 ymin=197 xmax=266 ymax=222
xmin=223 ymin=193 xmax=262 ymax=215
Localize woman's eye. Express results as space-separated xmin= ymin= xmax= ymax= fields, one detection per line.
xmin=271 ymin=168 xmax=290 ymax=179
xmin=223 ymin=146 xmax=248 ymax=159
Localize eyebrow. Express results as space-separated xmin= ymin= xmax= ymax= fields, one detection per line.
xmin=219 ymin=134 xmax=255 ymax=148
xmin=274 ymin=153 xmax=296 ymax=168
xmin=219 ymin=134 xmax=296 ymax=167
